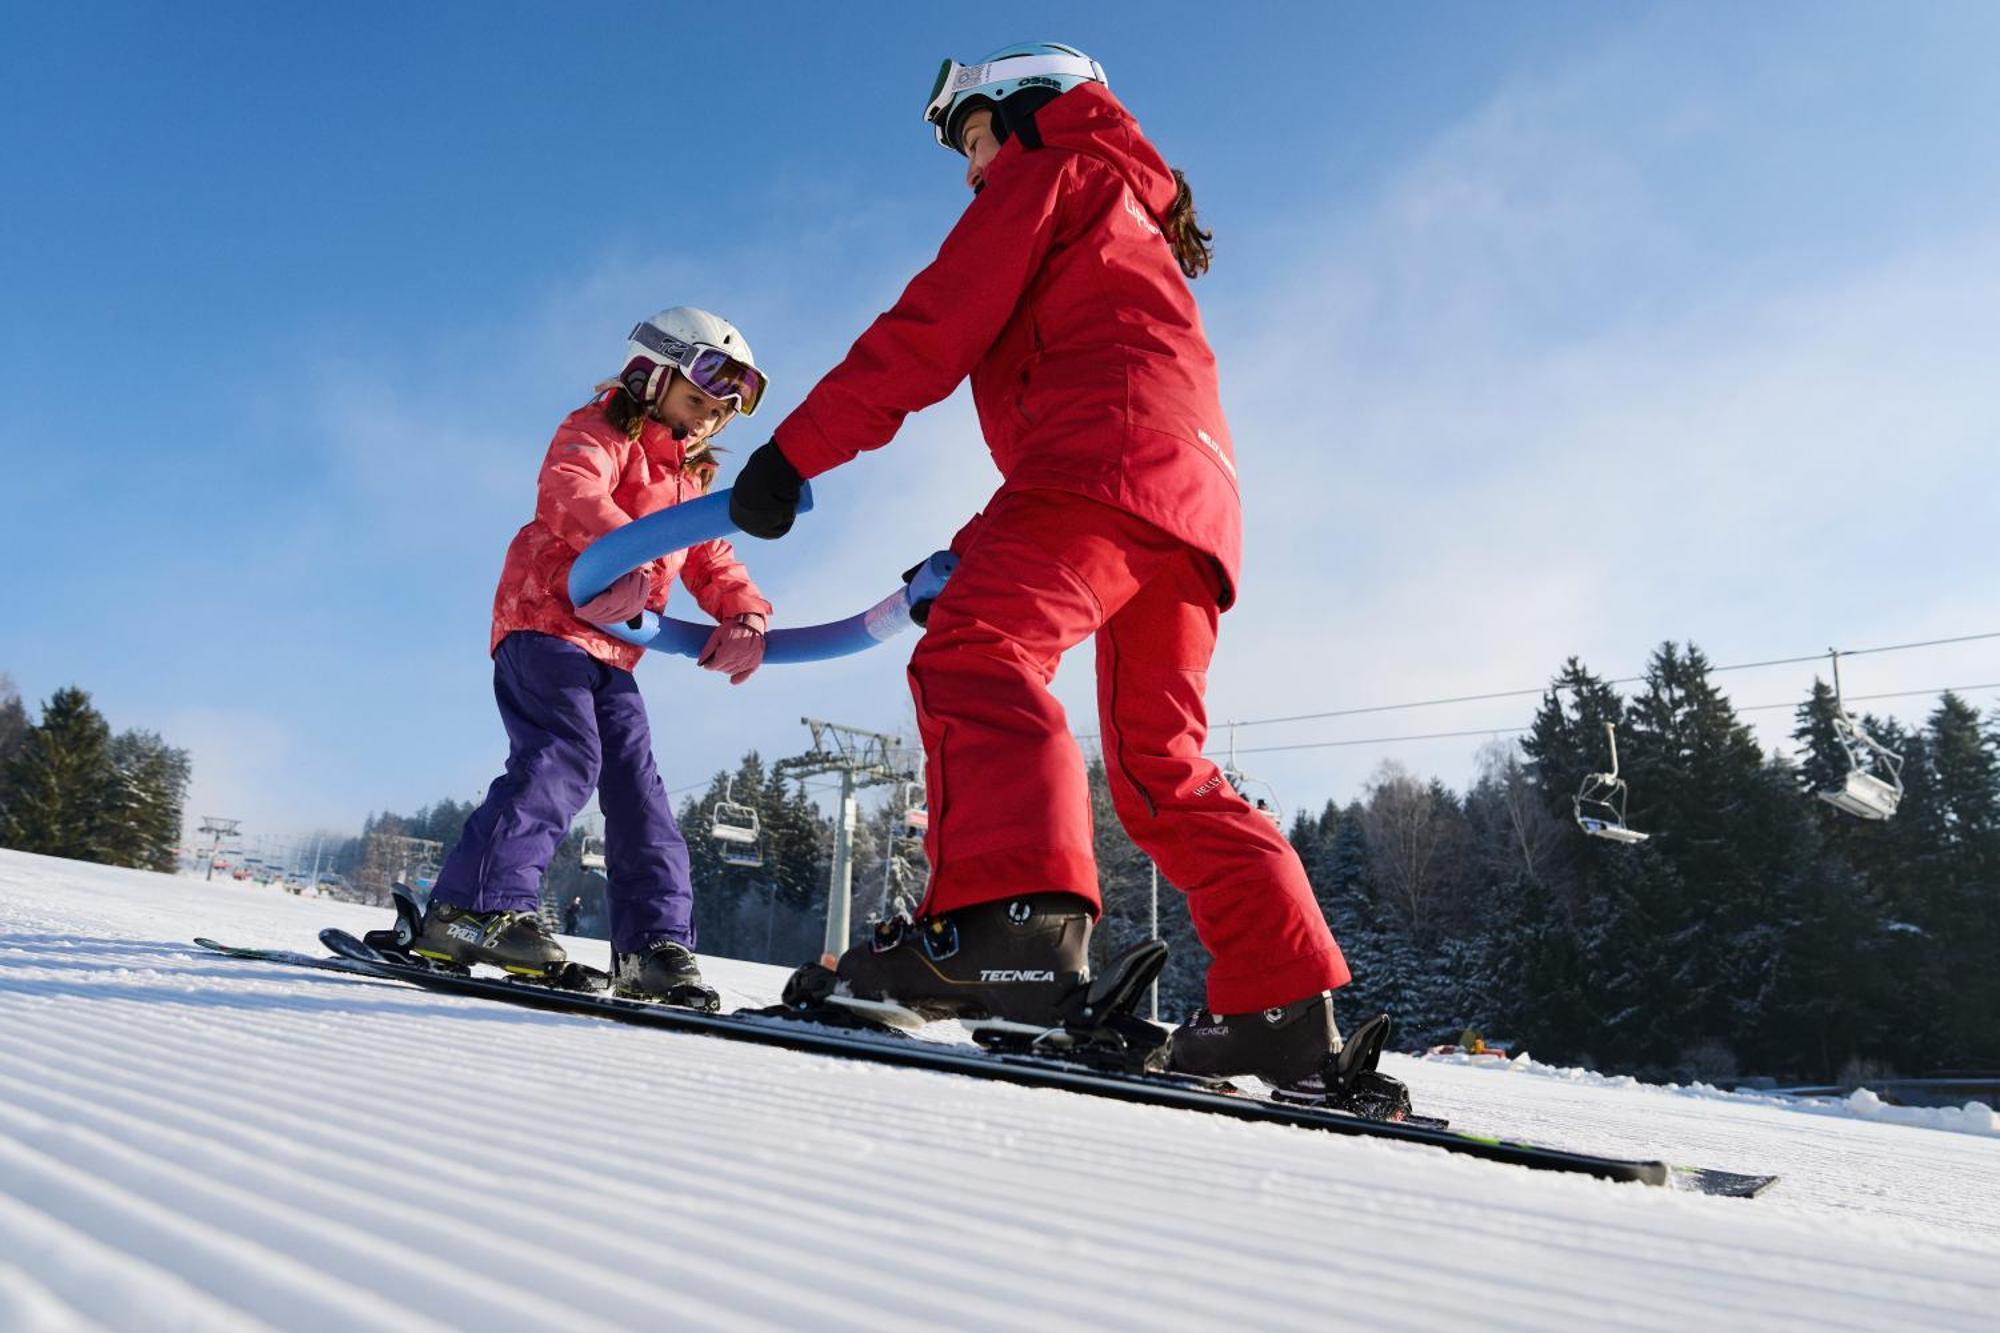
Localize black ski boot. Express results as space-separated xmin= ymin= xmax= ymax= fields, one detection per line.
xmin=1268 ymin=1013 xmax=1420 ymax=1123
xmin=611 ymin=938 xmax=720 ymax=1012
xmin=1168 ymin=990 xmax=1344 ymax=1087
xmin=835 ymin=892 xmax=1093 ymax=1026
xmin=411 ymin=901 xmax=566 ymax=976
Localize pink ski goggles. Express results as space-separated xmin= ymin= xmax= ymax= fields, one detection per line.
xmin=628 ymin=322 xmax=768 ymax=416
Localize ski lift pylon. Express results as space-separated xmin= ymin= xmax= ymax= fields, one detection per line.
xmin=710 ymin=776 xmax=765 ymax=867
xmin=1817 ymin=649 xmax=1904 ymax=820
xmin=1574 ymin=721 xmax=1650 ymax=844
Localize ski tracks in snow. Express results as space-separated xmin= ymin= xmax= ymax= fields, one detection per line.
xmin=4 ymin=853 xmax=2000 ymax=1330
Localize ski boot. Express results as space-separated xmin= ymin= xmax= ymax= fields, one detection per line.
xmin=832 ymin=892 xmax=1095 ymax=1027
xmin=409 ymin=900 xmax=567 ymax=977
xmin=611 ymin=938 xmax=721 ymax=1012
xmin=777 ymin=895 xmax=1172 ymax=1074
xmin=1169 ymin=990 xmax=1346 ymax=1087
xmin=1268 ymin=1013 xmax=1423 ymax=1124
xmin=1172 ymin=999 xmax=1421 ymax=1124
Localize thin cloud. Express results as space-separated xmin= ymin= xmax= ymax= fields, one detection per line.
xmin=1196 ymin=28 xmax=2000 ymax=808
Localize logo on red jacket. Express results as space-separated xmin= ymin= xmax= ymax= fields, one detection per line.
xmin=1123 ymin=191 xmax=1161 ymax=238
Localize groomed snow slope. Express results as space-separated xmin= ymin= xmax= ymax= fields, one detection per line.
xmin=2 ymin=849 xmax=1996 ymax=1331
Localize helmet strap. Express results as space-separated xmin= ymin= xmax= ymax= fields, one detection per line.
xmin=642 ymin=369 xmax=695 ymax=441
xmin=994 ymin=87 xmax=1059 ymax=150
xmin=617 ymin=356 xmax=670 ymax=406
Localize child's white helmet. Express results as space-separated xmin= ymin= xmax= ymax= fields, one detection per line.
xmin=619 ymin=306 xmax=767 ymax=415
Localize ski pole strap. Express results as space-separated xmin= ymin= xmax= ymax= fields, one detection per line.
xmin=566 ymin=484 xmax=959 ymax=664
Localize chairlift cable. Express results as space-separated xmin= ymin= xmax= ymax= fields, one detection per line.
xmin=1071 ymin=629 xmax=2000 ymax=741
xmin=1200 ymin=681 xmax=2000 ymax=759
xmin=664 ymin=667 xmax=2000 ymax=799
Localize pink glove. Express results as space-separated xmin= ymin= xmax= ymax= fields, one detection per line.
xmin=575 ymin=569 xmax=649 ymax=625
xmin=700 ymin=613 xmax=767 ymax=685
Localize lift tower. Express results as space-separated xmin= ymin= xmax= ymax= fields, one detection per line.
xmin=776 ymin=719 xmax=915 ymax=958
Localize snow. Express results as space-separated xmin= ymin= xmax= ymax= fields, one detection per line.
xmin=1421 ymin=1051 xmax=2000 ymax=1138
xmin=3 ymin=849 xmax=1998 ymax=1330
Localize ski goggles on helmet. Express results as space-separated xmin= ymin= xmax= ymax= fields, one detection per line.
xmin=923 ymin=51 xmax=1106 ymax=151
xmin=627 ymin=321 xmax=768 ymax=416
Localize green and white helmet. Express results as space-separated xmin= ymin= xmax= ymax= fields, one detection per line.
xmin=922 ymin=42 xmax=1108 ymax=153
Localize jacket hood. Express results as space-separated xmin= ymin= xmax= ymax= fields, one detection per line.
xmin=1019 ymin=83 xmax=1177 ymax=221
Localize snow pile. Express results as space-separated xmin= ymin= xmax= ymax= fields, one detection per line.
xmin=1833 ymin=1087 xmax=1998 ymax=1137
xmin=1421 ymin=1049 xmax=2000 ymax=1138
xmin=6 ymin=848 xmax=2000 ymax=1330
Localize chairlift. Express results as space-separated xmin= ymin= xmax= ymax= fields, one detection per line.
xmin=711 ymin=776 xmax=764 ymax=868
xmin=1574 ymin=722 xmax=1650 ymax=844
xmin=1817 ymin=649 xmax=1904 ymax=820
xmin=898 ymin=778 xmax=929 ymax=833
xmin=579 ymin=834 xmax=607 ymax=872
xmin=1223 ymin=724 xmax=1284 ymax=828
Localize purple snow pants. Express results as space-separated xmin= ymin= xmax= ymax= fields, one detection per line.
xmin=430 ymin=631 xmax=694 ymax=953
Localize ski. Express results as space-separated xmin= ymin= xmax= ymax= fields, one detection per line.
xmin=189 ymin=935 xmax=1777 ymax=1198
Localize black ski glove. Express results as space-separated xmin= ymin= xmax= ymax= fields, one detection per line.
xmin=900 ymin=551 xmax=959 ymax=627
xmin=901 ymin=560 xmax=936 ymax=626
xmin=729 ymin=441 xmax=804 ymax=540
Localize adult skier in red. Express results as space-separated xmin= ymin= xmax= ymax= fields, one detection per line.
xmin=731 ymin=44 xmax=1352 ymax=1084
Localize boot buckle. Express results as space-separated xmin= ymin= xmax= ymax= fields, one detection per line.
xmin=921 ymin=916 xmax=960 ymax=962
xmin=870 ymin=916 xmax=910 ymax=954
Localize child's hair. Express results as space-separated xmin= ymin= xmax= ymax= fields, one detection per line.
xmin=1164 ymin=168 xmax=1214 ymax=280
xmin=593 ymin=373 xmax=722 ymax=491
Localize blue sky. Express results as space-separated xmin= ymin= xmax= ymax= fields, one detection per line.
xmin=3 ymin=2 xmax=1998 ymax=839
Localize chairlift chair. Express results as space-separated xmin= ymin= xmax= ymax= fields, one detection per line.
xmin=579 ymin=834 xmax=607 ymax=872
xmin=710 ymin=777 xmax=765 ymax=868
xmin=1817 ymin=650 xmax=1904 ymax=820
xmin=898 ymin=779 xmax=929 ymax=833
xmin=1574 ymin=722 xmax=1650 ymax=844
xmin=1222 ymin=724 xmax=1284 ymax=828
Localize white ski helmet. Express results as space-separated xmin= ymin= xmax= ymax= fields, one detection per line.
xmin=618 ymin=306 xmax=768 ymax=416
xmin=923 ymin=41 xmax=1108 ymax=153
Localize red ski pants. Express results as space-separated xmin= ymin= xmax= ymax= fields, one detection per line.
xmin=909 ymin=489 xmax=1350 ymax=1013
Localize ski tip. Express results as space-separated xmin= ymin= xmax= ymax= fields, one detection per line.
xmin=1670 ymin=1167 xmax=1781 ymax=1198
xmin=319 ymin=927 xmax=388 ymax=964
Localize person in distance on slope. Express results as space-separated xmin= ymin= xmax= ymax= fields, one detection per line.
xmin=418 ymin=307 xmax=773 ymax=1003
xmin=728 ymin=45 xmax=1353 ymax=1084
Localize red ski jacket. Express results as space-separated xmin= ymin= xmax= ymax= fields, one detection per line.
xmin=490 ymin=398 xmax=771 ymax=672
xmin=772 ymin=84 xmax=1243 ymax=607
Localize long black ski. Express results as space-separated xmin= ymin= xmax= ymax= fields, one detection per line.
xmin=189 ymin=935 xmax=1776 ymax=1198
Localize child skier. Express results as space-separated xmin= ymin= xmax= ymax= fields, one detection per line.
xmin=419 ymin=307 xmax=773 ymax=1003
xmin=729 ymin=45 xmax=1354 ymax=1084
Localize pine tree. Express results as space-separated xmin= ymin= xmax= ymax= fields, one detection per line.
xmin=1619 ymin=643 xmax=1812 ymax=1075
xmin=1315 ymin=804 xmax=1401 ymax=1032
xmin=107 ymin=729 xmax=192 ymax=872
xmin=0 ymin=676 xmax=28 ymax=811
xmin=0 ymin=687 xmax=122 ymax=862
xmin=1791 ymin=679 xmax=1851 ymax=800
xmin=1914 ymin=694 xmax=2000 ymax=1066
xmin=1928 ymin=693 xmax=1998 ymax=846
